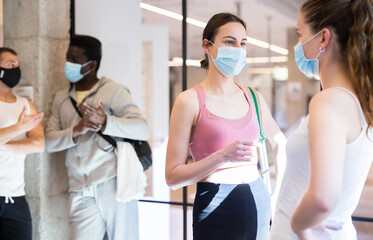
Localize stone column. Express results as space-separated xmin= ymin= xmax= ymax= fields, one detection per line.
xmin=3 ymin=0 xmax=70 ymax=239
xmin=0 ymin=0 xmax=3 ymax=46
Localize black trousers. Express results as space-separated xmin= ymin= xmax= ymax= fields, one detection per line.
xmin=193 ymin=180 xmax=271 ymax=240
xmin=0 ymin=196 xmax=32 ymax=240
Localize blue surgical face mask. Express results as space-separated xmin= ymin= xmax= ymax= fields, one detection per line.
xmin=209 ymin=41 xmax=246 ymax=77
xmin=64 ymin=61 xmax=91 ymax=83
xmin=294 ymin=31 xmax=325 ymax=79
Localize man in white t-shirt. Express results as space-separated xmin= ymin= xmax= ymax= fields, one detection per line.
xmin=0 ymin=47 xmax=45 ymax=239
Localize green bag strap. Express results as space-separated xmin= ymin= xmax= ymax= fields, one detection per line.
xmin=247 ymin=87 xmax=266 ymax=142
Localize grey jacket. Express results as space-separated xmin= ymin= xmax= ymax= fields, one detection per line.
xmin=45 ymin=77 xmax=149 ymax=192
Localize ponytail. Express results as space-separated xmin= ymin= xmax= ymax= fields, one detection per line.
xmin=302 ymin=0 xmax=373 ymax=131
xmin=200 ymin=53 xmax=209 ymax=69
xmin=348 ymin=0 xmax=373 ymax=130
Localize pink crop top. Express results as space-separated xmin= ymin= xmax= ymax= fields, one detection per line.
xmin=189 ymin=83 xmax=260 ymax=162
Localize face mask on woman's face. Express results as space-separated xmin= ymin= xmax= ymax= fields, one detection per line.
xmin=0 ymin=67 xmax=21 ymax=88
xmin=209 ymin=41 xmax=246 ymax=77
xmin=64 ymin=61 xmax=91 ymax=83
xmin=294 ymin=30 xmax=325 ymax=79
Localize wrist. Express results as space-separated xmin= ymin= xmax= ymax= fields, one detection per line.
xmin=103 ymin=115 xmax=107 ymax=125
xmin=215 ymin=150 xmax=227 ymax=167
xmin=101 ymin=115 xmax=108 ymax=131
xmin=12 ymin=123 xmax=25 ymax=135
xmin=72 ymin=125 xmax=81 ymax=138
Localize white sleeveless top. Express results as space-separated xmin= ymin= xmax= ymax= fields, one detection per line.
xmin=270 ymin=88 xmax=373 ymax=240
xmin=0 ymin=95 xmax=30 ymax=197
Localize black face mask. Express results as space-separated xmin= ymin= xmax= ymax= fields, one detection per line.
xmin=0 ymin=67 xmax=21 ymax=88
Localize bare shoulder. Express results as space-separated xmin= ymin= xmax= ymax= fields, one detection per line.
xmin=251 ymin=89 xmax=271 ymax=113
xmin=170 ymin=88 xmax=200 ymax=127
xmin=255 ymin=90 xmax=265 ymax=102
xmin=26 ymin=99 xmax=38 ymax=114
xmin=310 ymin=88 xmax=357 ymax=113
xmin=309 ymin=88 xmax=361 ymax=133
xmin=173 ymin=88 xmax=199 ymax=113
xmin=248 ymin=88 xmax=266 ymax=105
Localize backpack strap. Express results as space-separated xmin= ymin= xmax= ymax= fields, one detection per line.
xmin=247 ymin=87 xmax=266 ymax=142
xmin=248 ymin=87 xmax=271 ymax=193
xmin=70 ymin=96 xmax=118 ymax=148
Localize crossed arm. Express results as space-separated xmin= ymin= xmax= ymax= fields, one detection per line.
xmin=0 ymin=100 xmax=45 ymax=154
xmin=46 ymin=86 xmax=149 ymax=153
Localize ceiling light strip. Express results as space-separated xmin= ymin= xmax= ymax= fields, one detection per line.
xmin=140 ymin=2 xmax=183 ymax=21
xmin=140 ymin=2 xmax=288 ymax=55
xmin=170 ymin=56 xmax=288 ymax=67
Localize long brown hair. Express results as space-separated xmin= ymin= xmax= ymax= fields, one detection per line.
xmin=200 ymin=13 xmax=246 ymax=69
xmin=302 ymin=0 xmax=373 ymax=131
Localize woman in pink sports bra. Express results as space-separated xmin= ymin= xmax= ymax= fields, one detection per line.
xmin=165 ymin=13 xmax=286 ymax=240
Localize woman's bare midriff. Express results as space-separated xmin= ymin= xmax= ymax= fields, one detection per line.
xmin=200 ymin=164 xmax=260 ymax=184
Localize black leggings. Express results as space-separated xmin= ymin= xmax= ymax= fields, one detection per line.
xmin=193 ymin=178 xmax=271 ymax=240
xmin=0 ymin=196 xmax=32 ymax=240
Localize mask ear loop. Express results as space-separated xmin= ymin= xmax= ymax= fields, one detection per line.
xmin=208 ymin=40 xmax=217 ymax=61
xmin=81 ymin=60 xmax=92 ymax=76
xmin=82 ymin=60 xmax=92 ymax=67
xmin=303 ymin=30 xmax=323 ymax=45
xmin=314 ymin=47 xmax=326 ymax=60
xmin=208 ymin=40 xmax=216 ymax=47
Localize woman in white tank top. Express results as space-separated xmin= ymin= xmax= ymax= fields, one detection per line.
xmin=270 ymin=0 xmax=373 ymax=239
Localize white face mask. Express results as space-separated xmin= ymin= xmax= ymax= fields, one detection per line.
xmin=209 ymin=41 xmax=246 ymax=77
xmin=293 ymin=30 xmax=325 ymax=79
xmin=64 ymin=61 xmax=91 ymax=83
